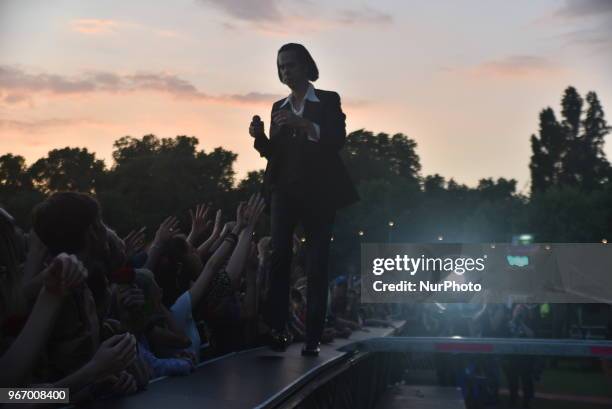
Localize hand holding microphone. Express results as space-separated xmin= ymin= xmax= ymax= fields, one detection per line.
xmin=249 ymin=115 xmax=265 ymax=138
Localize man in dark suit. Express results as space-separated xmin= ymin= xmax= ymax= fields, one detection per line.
xmin=249 ymin=43 xmax=358 ymax=356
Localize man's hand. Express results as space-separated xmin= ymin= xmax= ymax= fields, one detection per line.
xmin=249 ymin=115 xmax=265 ymax=138
xmin=272 ymin=110 xmax=308 ymax=129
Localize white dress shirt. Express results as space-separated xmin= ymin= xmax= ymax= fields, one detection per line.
xmin=279 ymin=82 xmax=321 ymax=142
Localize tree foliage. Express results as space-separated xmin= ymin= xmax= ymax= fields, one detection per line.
xmin=530 ymin=86 xmax=610 ymax=194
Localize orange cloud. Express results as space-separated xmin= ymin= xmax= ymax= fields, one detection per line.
xmin=0 ymin=118 xmax=106 ymax=133
xmin=70 ymin=19 xmax=120 ymax=34
xmin=473 ymin=56 xmax=564 ymax=78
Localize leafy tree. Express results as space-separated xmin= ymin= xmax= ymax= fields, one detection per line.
xmin=530 ymin=87 xmax=610 ymax=194
xmin=236 ymin=170 xmax=264 ymax=196
xmin=27 ymin=147 xmax=105 ymax=194
xmin=101 ymin=134 xmax=237 ymax=233
xmin=341 ymin=130 xmax=421 ymax=185
xmin=0 ymin=154 xmax=31 ymax=191
xmin=0 ymin=154 xmax=43 ymax=228
xmin=477 ymin=177 xmax=517 ymax=202
xmin=580 ymin=92 xmax=610 ymax=190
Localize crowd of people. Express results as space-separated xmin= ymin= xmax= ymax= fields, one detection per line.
xmin=0 ymin=191 xmax=390 ymax=404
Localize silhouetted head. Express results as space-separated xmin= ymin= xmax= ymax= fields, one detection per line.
xmin=154 ymin=234 xmax=203 ymax=307
xmin=277 ymin=43 xmax=318 ymax=89
xmin=32 ymin=192 xmax=102 ymax=256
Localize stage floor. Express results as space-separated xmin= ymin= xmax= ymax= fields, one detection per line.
xmin=87 ymin=323 xmax=403 ymax=409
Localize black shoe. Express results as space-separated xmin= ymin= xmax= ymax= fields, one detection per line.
xmin=268 ymin=329 xmax=292 ymax=352
xmin=301 ymin=342 xmax=320 ymax=357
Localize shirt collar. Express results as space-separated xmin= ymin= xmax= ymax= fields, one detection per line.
xmin=280 ymin=82 xmax=320 ymax=108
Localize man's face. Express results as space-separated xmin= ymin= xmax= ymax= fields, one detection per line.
xmin=278 ymin=50 xmax=307 ymax=88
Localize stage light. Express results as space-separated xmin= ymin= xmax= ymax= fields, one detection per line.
xmin=437 ymin=235 xmax=443 ymax=241
xmin=358 ymin=230 xmax=364 ymax=236
xmin=602 ymin=239 xmax=608 ymax=244
xmin=388 ymin=221 xmax=394 ymax=227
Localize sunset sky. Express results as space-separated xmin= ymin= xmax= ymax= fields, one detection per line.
xmin=1 ymin=0 xmax=611 ymax=192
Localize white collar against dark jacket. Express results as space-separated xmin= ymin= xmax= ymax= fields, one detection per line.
xmin=280 ymin=82 xmax=320 ymax=111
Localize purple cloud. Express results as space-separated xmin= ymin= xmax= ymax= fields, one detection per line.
xmin=0 ymin=65 xmax=281 ymax=106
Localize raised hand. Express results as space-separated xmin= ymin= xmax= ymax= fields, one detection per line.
xmin=153 ymin=216 xmax=180 ymax=245
xmin=123 ymin=227 xmax=146 ymax=258
xmin=244 ymin=193 xmax=266 ymax=228
xmin=43 ymin=253 xmax=88 ymax=296
xmin=187 ymin=204 xmax=212 ymax=245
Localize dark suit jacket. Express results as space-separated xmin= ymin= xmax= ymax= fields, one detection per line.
xmin=253 ymin=88 xmax=359 ymax=211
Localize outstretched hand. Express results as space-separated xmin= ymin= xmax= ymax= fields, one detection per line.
xmin=244 ymin=193 xmax=266 ymax=228
xmin=188 ymin=204 xmax=212 ymax=244
xmin=235 ymin=193 xmax=265 ymax=232
xmin=123 ymin=227 xmax=146 ymax=258
xmin=153 ymin=216 xmax=180 ymax=245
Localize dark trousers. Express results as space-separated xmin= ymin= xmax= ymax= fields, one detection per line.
xmin=264 ymin=189 xmax=335 ymax=344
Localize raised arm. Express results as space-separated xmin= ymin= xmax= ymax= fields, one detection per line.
xmin=144 ymin=216 xmax=180 ymax=271
xmin=189 ymin=205 xmax=244 ymax=307
xmin=1 ymin=254 xmax=88 ymax=387
xmin=196 ymin=209 xmax=222 ymax=259
xmin=186 ymin=204 xmax=212 ymax=246
xmin=225 ymin=193 xmax=266 ymax=287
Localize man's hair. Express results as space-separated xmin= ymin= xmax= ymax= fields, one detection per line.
xmin=277 ymin=43 xmax=319 ymax=82
xmin=32 ymin=191 xmax=101 ymax=255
